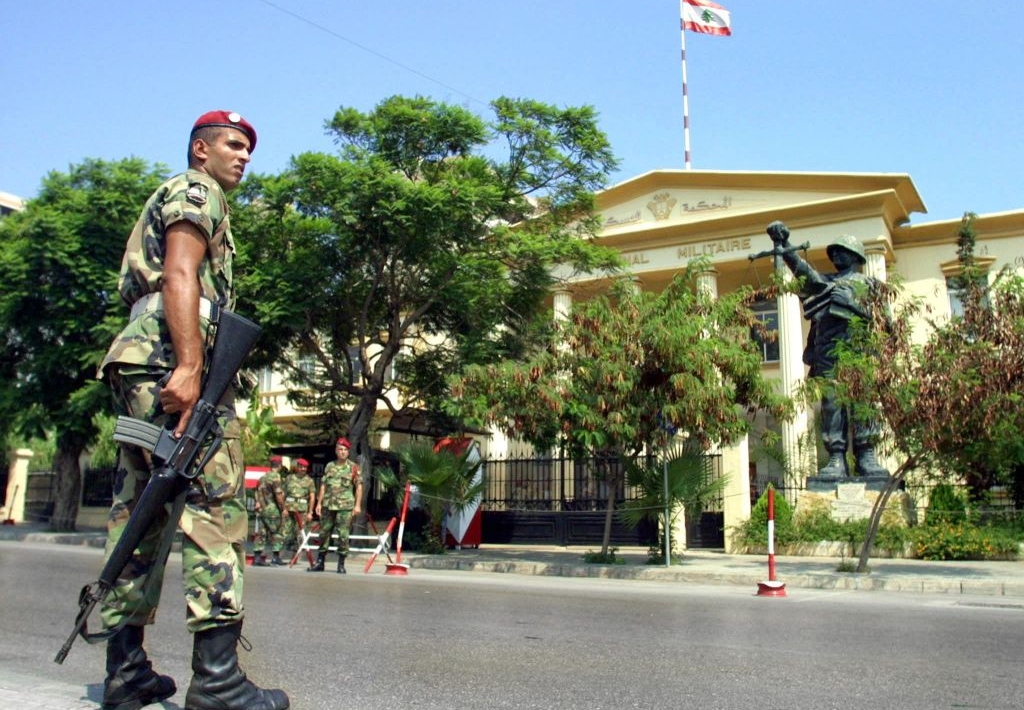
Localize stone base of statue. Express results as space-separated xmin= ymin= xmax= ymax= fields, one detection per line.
xmin=798 ymin=478 xmax=911 ymax=526
xmin=806 ymin=474 xmax=891 ymax=494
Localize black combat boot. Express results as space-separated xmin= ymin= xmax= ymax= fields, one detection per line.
xmin=817 ymin=452 xmax=848 ymax=479
xmin=336 ymin=554 xmax=347 ymax=574
xmin=184 ymin=623 xmax=289 ymax=710
xmin=103 ymin=625 xmax=176 ymax=710
xmin=307 ymin=552 xmax=326 ymax=572
xmin=252 ymin=552 xmax=268 ymax=567
xmin=270 ymin=551 xmax=284 ymax=566
xmin=854 ymin=447 xmax=889 ymax=477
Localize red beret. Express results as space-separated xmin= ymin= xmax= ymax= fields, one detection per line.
xmin=296 ymin=458 xmax=309 ymax=467
xmin=191 ymin=110 xmax=257 ymax=152
xmin=336 ymin=438 xmax=350 ymax=448
xmin=269 ymin=455 xmax=282 ymax=464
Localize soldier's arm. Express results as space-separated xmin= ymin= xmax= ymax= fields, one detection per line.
xmin=353 ymin=466 xmax=363 ymax=514
xmin=159 ymin=221 xmax=207 ymax=437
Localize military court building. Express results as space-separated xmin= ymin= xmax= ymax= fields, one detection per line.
xmin=522 ymin=169 xmax=1024 ymax=547
xmin=245 ymin=169 xmax=1024 ymax=550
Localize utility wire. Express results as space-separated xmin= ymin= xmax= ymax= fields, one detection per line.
xmin=253 ymin=0 xmax=487 ymax=107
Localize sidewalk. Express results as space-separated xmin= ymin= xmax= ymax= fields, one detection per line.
xmin=3 ymin=521 xmax=1024 ymax=597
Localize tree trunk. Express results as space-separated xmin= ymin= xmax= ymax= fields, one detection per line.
xmin=855 ymin=457 xmax=915 ymax=573
xmin=50 ymin=431 xmax=86 ymax=532
xmin=347 ymin=393 xmax=378 ymax=535
xmin=600 ymin=465 xmax=623 ymax=558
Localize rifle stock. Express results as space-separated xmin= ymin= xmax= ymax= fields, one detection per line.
xmin=55 ymin=310 xmax=261 ymax=664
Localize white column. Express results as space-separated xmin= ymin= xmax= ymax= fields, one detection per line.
xmin=696 ymin=267 xmax=718 ymax=299
xmin=863 ymin=241 xmax=888 ymax=282
xmin=553 ymin=288 xmax=573 ymax=323
xmin=3 ymin=449 xmax=33 ymax=524
xmin=777 ymin=272 xmax=811 ymax=500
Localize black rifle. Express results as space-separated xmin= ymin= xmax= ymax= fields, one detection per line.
xmin=54 ymin=309 xmax=261 ymax=664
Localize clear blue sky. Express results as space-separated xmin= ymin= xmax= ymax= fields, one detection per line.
xmin=3 ymin=0 xmax=1022 ymax=223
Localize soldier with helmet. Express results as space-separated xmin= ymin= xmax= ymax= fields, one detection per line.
xmin=766 ymin=221 xmax=889 ymax=480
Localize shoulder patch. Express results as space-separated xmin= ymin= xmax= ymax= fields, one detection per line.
xmin=186 ymin=183 xmax=208 ymax=206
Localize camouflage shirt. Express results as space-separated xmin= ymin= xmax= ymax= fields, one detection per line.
xmin=256 ymin=470 xmax=285 ymax=513
xmin=283 ymin=474 xmax=315 ymax=513
xmin=320 ymin=461 xmax=359 ymax=510
xmin=99 ymin=169 xmax=235 ymax=375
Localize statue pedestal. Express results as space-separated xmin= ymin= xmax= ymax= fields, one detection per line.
xmin=806 ymin=475 xmax=890 ymax=494
xmin=798 ymin=476 xmax=912 ymax=527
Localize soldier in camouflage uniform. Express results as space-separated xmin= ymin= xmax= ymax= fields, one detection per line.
xmin=308 ymin=438 xmax=363 ymax=573
xmin=251 ymin=456 xmax=287 ymax=566
xmin=96 ymin=111 xmax=287 ymax=710
xmin=280 ymin=458 xmax=315 ymax=555
xmin=767 ymin=221 xmax=889 ymax=481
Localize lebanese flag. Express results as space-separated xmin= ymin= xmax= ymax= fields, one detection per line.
xmin=681 ymin=0 xmax=732 ymax=36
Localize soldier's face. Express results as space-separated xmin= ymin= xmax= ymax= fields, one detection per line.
xmin=831 ymin=249 xmax=859 ymax=271
xmin=336 ymin=445 xmax=349 ymax=462
xmin=194 ymin=128 xmax=251 ymax=191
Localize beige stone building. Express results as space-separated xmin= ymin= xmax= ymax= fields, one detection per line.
xmin=550 ymin=169 xmax=1022 ymax=548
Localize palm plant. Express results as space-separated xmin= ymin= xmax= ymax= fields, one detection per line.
xmin=381 ymin=440 xmax=486 ymax=552
xmin=620 ymin=442 xmax=728 ymax=559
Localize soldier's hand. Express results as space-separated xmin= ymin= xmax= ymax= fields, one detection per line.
xmin=767 ymin=220 xmax=790 ymax=245
xmin=159 ymin=367 xmax=201 ymax=438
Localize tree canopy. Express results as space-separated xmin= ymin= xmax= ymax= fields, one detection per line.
xmin=234 ymin=95 xmax=622 ymax=482
xmin=451 ymin=265 xmax=793 ymax=553
xmin=0 ymin=158 xmax=168 ymax=529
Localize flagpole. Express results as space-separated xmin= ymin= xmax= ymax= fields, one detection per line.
xmin=680 ymin=10 xmax=692 ymax=170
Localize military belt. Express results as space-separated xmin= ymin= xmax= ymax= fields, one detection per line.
xmin=129 ymin=292 xmax=218 ymax=323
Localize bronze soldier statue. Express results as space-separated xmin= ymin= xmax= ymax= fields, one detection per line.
xmin=766 ymin=220 xmax=889 ymax=480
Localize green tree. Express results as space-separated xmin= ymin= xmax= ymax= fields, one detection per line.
xmin=452 ymin=265 xmax=792 ymax=556
xmin=0 ymin=158 xmax=168 ymax=530
xmin=240 ymin=390 xmax=291 ymax=466
xmin=234 ymin=95 xmax=620 ymax=499
xmin=830 ymin=213 xmax=1024 ymax=571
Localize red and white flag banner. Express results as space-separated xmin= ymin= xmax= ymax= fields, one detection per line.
xmin=681 ymin=0 xmax=732 ymax=37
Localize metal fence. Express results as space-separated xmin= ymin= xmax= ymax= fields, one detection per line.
xmin=475 ymin=449 xmax=723 ymax=547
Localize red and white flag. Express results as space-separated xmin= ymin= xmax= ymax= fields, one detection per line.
xmin=681 ymin=0 xmax=732 ymax=37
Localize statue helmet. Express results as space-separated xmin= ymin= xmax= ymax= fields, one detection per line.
xmin=826 ymin=234 xmax=866 ymax=264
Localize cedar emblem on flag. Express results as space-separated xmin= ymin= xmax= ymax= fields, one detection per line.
xmin=681 ymin=0 xmax=732 ymax=37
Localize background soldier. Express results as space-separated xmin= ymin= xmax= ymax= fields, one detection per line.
xmin=308 ymin=438 xmax=363 ymax=573
xmin=281 ymin=458 xmax=315 ymax=556
xmin=252 ymin=455 xmax=287 ymax=566
xmin=96 ymin=110 xmax=287 ymax=710
xmin=766 ymin=220 xmax=889 ymax=480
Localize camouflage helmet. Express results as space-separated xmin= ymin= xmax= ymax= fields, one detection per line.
xmin=826 ymin=234 xmax=866 ymax=265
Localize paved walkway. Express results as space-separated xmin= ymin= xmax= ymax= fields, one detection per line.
xmin=3 ymin=522 xmax=1023 ymax=709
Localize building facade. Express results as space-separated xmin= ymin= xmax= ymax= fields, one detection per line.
xmin=551 ymin=169 xmax=1023 ymax=548
xmin=242 ymin=169 xmax=1024 ymax=550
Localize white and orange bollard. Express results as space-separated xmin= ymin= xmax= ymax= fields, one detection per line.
xmin=756 ymin=487 xmax=787 ymax=597
xmin=385 ymin=482 xmax=412 ymax=576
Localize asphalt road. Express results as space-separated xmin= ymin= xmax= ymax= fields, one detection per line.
xmin=3 ymin=541 xmax=1023 ymax=710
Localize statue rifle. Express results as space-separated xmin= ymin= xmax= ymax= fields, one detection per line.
xmin=747 ymin=241 xmax=810 ymax=264
xmin=54 ymin=309 xmax=262 ymax=664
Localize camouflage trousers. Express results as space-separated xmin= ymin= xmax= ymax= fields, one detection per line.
xmin=279 ymin=510 xmax=307 ymax=551
xmin=317 ymin=507 xmax=354 ymax=555
xmin=251 ymin=509 xmax=284 ymax=553
xmin=101 ymin=368 xmax=247 ymax=634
